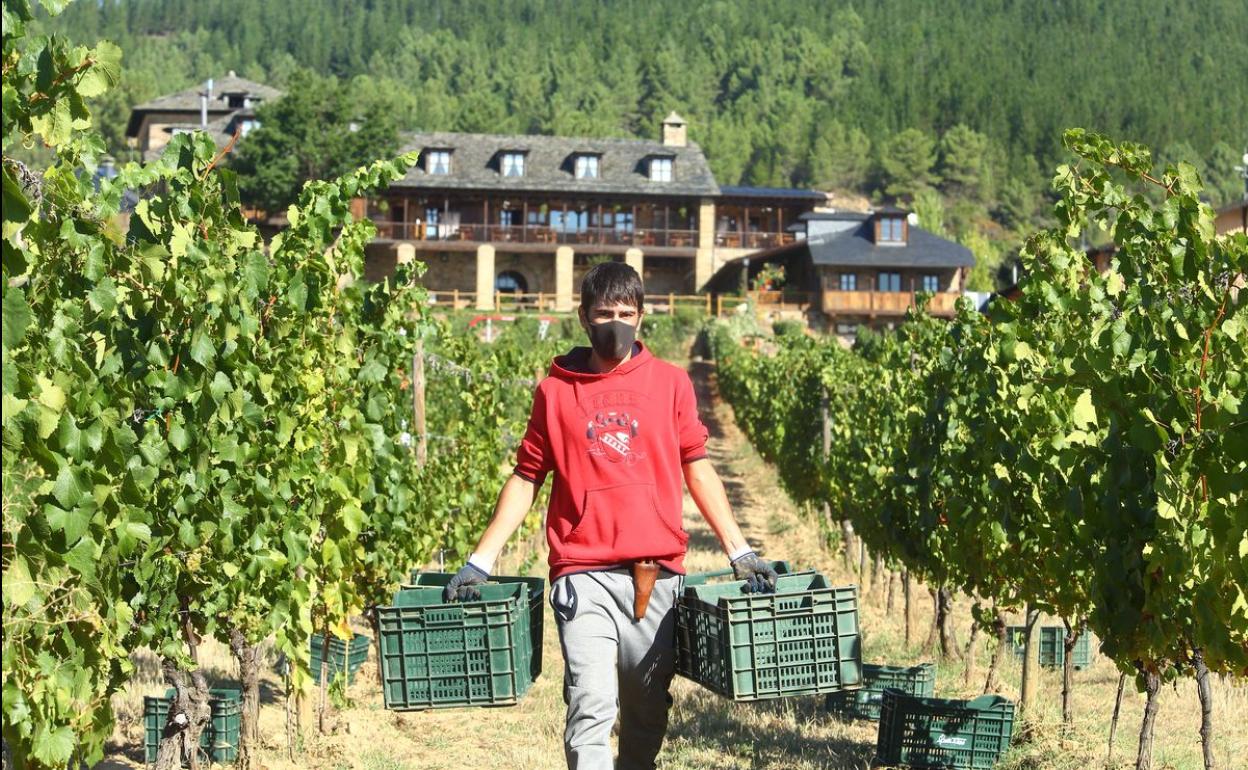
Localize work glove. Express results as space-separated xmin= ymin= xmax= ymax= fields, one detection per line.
xmin=731 ymin=551 xmax=778 ymax=594
xmin=443 ymin=562 xmax=489 ymax=602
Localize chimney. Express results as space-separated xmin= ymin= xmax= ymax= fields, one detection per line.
xmin=661 ymin=111 xmax=687 ymax=147
xmin=200 ymin=78 xmax=214 ymax=127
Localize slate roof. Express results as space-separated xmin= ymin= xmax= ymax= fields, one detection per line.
xmin=719 ymin=185 xmax=827 ymax=201
xmin=806 ymin=220 xmax=975 ymax=269
xmin=391 ymin=131 xmax=720 ymax=198
xmin=126 ymin=74 xmax=281 ymax=137
xmin=131 ymin=74 xmax=281 ymax=113
xmin=705 ymin=213 xmax=973 ymax=291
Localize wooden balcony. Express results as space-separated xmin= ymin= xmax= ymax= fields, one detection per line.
xmin=372 ymin=221 xmax=699 ymax=251
xmin=821 ymin=290 xmax=961 ymax=317
xmin=713 ymin=231 xmax=796 ymax=249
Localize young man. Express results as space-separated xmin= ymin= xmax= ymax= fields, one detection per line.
xmin=444 ymin=262 xmax=777 ymax=770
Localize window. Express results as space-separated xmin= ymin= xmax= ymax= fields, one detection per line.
xmin=227 ymin=93 xmax=245 ymax=109
xmin=575 ymin=155 xmax=600 ymax=179
xmin=922 ymin=274 xmax=940 ymax=293
xmin=649 ymin=157 xmax=673 ymax=182
xmin=502 ymin=152 xmax=525 ymax=177
xmin=879 ymin=217 xmax=905 ymax=243
xmin=838 ymin=273 xmax=858 ymax=291
xmin=614 ymin=211 xmax=634 ymax=232
xmin=499 ymin=209 xmax=517 ymax=227
xmin=238 ymin=118 xmax=260 ymax=136
xmin=426 ymin=150 xmax=451 ymax=175
xmin=878 ymin=272 xmax=902 ymax=292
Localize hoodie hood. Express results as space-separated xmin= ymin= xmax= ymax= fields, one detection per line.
xmin=549 ymin=340 xmax=653 ymax=381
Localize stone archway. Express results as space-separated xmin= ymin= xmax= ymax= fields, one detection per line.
xmin=496 ymin=269 xmax=529 ymax=294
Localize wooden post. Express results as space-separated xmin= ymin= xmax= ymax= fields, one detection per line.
xmin=538 ymin=291 xmax=544 ymax=311
xmin=716 ymin=295 xmax=724 ymax=317
xmin=669 ymin=292 xmax=675 ymax=314
xmin=522 ymin=199 xmax=529 ymax=242
xmin=413 ymin=338 xmax=427 ymax=467
xmin=453 ymin=288 xmax=459 ymax=308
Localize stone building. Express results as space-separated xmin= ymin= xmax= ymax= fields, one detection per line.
xmin=364 ymin=113 xmax=826 ymax=310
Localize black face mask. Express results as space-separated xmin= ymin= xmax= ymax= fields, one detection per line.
xmin=587 ymin=320 xmax=636 ymax=361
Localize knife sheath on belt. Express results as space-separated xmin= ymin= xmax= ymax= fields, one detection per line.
xmin=631 ymin=560 xmax=660 ymax=621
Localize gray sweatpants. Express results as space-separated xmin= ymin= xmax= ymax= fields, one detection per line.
xmin=550 ymin=569 xmax=682 ymax=770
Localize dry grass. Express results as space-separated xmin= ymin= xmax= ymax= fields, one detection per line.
xmin=95 ymin=361 xmax=1247 ymax=769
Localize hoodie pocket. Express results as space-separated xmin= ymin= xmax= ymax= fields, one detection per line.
xmin=565 ymin=482 xmax=688 ymax=560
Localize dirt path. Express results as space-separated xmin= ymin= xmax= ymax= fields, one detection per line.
xmin=96 ymin=358 xmax=1247 ymax=770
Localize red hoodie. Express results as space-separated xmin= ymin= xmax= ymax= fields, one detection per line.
xmin=514 ymin=342 xmax=709 ymax=580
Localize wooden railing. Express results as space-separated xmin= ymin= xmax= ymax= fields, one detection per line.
xmin=424 ymin=291 xmax=717 ymax=315
xmin=713 ymin=231 xmax=796 ymax=249
xmin=821 ymin=290 xmax=960 ymax=316
xmin=373 ymin=222 xmax=700 ymax=249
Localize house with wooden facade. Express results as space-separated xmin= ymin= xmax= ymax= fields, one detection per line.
xmin=364 ymin=113 xmax=827 ymax=310
xmin=704 ymin=206 xmax=975 ymax=332
xmin=125 ymin=72 xmax=280 ymax=161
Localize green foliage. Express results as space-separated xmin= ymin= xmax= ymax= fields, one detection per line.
xmin=710 ymin=130 xmax=1248 ymax=706
xmin=37 ymin=0 xmax=1248 ymax=292
xmin=232 ymin=68 xmax=400 ymax=213
xmin=879 ymin=128 xmax=940 ymax=203
xmin=939 ymin=124 xmax=993 ymax=203
xmin=44 ymin=0 xmax=1247 ymax=203
xmin=0 ymin=6 xmax=473 ymax=766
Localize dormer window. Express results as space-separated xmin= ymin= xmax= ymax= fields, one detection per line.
xmin=501 ymin=151 xmax=526 ymax=177
xmin=226 ymin=93 xmax=246 ymax=109
xmin=877 ymin=216 xmax=905 ymax=243
xmin=574 ymin=154 xmax=600 ymax=179
xmin=426 ymin=149 xmax=452 ymax=175
xmin=649 ymin=156 xmax=674 ymax=182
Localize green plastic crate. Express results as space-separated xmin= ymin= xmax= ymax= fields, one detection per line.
xmin=379 ymin=582 xmax=534 ymax=710
xmin=876 ymin=688 xmax=1015 ymax=770
xmin=143 ymin=688 xmax=242 ymax=764
xmin=1006 ymin=625 xmax=1094 ymax=669
xmin=826 ymin=662 xmax=936 ymax=721
xmin=682 ymin=560 xmax=794 ymax=587
xmin=408 ymin=570 xmax=545 ymax=682
xmin=675 ymin=573 xmax=862 ymax=701
xmin=309 ymin=632 xmax=371 ymax=684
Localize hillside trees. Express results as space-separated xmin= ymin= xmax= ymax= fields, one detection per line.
xmin=231 ymin=68 xmax=400 ymax=212
xmin=48 ymin=0 xmax=1246 ymax=209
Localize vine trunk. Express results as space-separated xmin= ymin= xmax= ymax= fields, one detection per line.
xmin=983 ymin=610 xmax=1007 ymax=694
xmin=1061 ymin=620 xmax=1078 ymax=726
xmin=153 ymin=658 xmax=211 ymax=770
xmin=1192 ymin=647 xmax=1216 ymax=769
xmin=1136 ymin=667 xmax=1161 ymax=770
xmin=228 ymin=629 xmax=262 ymax=770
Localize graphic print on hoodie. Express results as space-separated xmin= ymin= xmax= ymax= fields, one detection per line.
xmin=513 ymin=342 xmax=709 ymax=580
